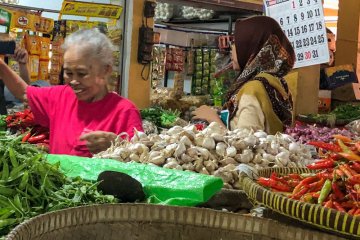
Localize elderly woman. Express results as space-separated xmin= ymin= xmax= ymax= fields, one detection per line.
xmin=193 ymin=16 xmax=295 ymax=134
xmin=0 ymin=28 xmax=143 ymax=157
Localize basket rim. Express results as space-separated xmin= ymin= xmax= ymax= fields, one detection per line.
xmin=6 ymin=203 xmax=340 ymax=240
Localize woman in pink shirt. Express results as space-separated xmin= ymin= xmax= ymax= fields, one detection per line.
xmin=0 ymin=29 xmax=143 ymax=157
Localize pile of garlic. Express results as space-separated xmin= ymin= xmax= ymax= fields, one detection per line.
xmin=95 ymin=122 xmax=314 ymax=189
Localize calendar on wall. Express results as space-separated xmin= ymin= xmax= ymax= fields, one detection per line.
xmin=264 ymin=0 xmax=330 ymax=68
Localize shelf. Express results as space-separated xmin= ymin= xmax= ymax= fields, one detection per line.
xmin=159 ymin=18 xmax=233 ymax=25
xmin=156 ymin=0 xmax=263 ymax=13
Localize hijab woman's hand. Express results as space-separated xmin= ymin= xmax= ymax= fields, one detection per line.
xmin=80 ymin=131 xmax=117 ymax=154
xmin=192 ymin=105 xmax=220 ymax=123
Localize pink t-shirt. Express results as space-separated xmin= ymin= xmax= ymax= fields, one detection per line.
xmin=27 ymin=85 xmax=143 ymax=157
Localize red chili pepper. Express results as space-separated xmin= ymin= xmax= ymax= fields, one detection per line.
xmin=333 ymin=201 xmax=346 ymax=212
xmin=309 ymin=178 xmax=326 ymax=192
xmin=348 ymin=208 xmax=357 ymax=215
xmin=354 ymin=209 xmax=360 ymax=215
xmin=341 ymin=201 xmax=355 ymax=209
xmin=334 ymin=169 xmax=344 ymax=179
xmin=333 ymin=135 xmax=352 ymax=143
xmin=354 ymin=184 xmax=360 ymax=194
xmin=339 ymin=165 xmax=354 ymax=178
xmin=14 ymin=111 xmax=27 ymax=118
xmin=258 ymin=177 xmax=291 ymax=192
xmin=332 ymin=182 xmax=345 ymax=200
xmin=329 ymin=153 xmax=341 ymax=161
xmin=288 ymin=173 xmax=302 ymax=180
xmin=348 ymin=175 xmax=360 ymax=185
xmin=350 ymin=162 xmax=360 ymax=174
xmin=288 ymin=179 xmax=300 ymax=188
xmin=338 ymin=152 xmax=360 ymax=162
xmin=292 ymin=176 xmax=319 ymax=195
xmin=311 ymin=192 xmax=320 ymax=198
xmin=307 ymin=141 xmax=342 ymax=152
xmin=345 ymin=164 xmax=358 ymax=176
xmin=27 ymin=134 xmax=47 ymax=144
xmin=323 ymin=200 xmax=333 ymax=208
xmin=270 ymin=173 xmax=289 ymax=186
xmin=21 ymin=131 xmax=32 ymax=143
xmin=317 ymin=171 xmax=333 ymax=180
xmin=355 ymin=142 xmax=360 ymax=152
xmin=291 ymin=185 xmax=310 ymax=200
xmin=5 ymin=115 xmax=13 ymax=123
xmin=337 ymin=139 xmax=353 ymax=154
xmin=307 ymin=160 xmax=334 ymax=170
xmin=301 ymin=192 xmax=315 ymax=203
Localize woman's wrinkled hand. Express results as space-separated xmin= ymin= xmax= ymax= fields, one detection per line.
xmin=13 ymin=48 xmax=28 ymax=65
xmin=191 ymin=105 xmax=220 ymax=123
xmin=80 ymin=131 xmax=117 ymax=154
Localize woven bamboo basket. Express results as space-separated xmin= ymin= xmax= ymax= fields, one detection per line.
xmin=241 ymin=167 xmax=360 ymax=240
xmin=6 ymin=203 xmax=342 ymax=240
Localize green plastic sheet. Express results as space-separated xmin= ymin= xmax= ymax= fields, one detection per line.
xmin=46 ymin=154 xmax=223 ymax=207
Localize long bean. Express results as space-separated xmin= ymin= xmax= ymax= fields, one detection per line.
xmin=0 ymin=132 xmax=117 ymax=237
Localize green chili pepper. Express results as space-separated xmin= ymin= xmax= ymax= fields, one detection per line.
xmin=0 ymin=218 xmax=17 ymax=229
xmin=9 ymin=165 xmax=25 ymax=181
xmin=1 ymin=162 xmax=9 ymax=181
xmin=0 ymin=187 xmax=15 ymax=197
xmin=8 ymin=147 xmax=18 ymax=168
xmin=13 ymin=195 xmax=23 ymax=213
xmin=318 ymin=179 xmax=332 ymax=204
xmin=0 ymin=209 xmax=15 ymax=220
xmin=0 ymin=196 xmax=10 ymax=208
xmin=19 ymin=172 xmax=29 ymax=191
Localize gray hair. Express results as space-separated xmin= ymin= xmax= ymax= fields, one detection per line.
xmin=62 ymin=28 xmax=114 ymax=68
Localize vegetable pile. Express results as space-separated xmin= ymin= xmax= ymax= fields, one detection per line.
xmin=285 ymin=122 xmax=355 ymax=144
xmin=5 ymin=109 xmax=50 ymax=148
xmin=258 ymin=136 xmax=360 ymax=215
xmin=0 ymin=134 xmax=116 ymax=237
xmin=95 ymin=122 xmax=314 ymax=189
xmin=306 ymin=103 xmax=360 ymax=123
xmin=140 ymin=106 xmax=182 ymax=134
xmin=5 ymin=109 xmax=35 ymax=133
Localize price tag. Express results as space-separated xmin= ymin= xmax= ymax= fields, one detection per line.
xmin=264 ymin=0 xmax=329 ymax=68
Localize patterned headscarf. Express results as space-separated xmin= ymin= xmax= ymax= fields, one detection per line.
xmin=224 ymin=16 xmax=295 ymax=125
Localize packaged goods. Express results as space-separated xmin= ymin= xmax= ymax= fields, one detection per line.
xmin=39 ymin=37 xmax=51 ymax=60
xmin=25 ymin=35 xmax=40 ymax=55
xmin=29 ymin=55 xmax=39 ymax=81
xmin=38 ymin=60 xmax=49 ymax=80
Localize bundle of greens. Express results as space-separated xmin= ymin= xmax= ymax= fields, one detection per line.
xmin=140 ymin=106 xmax=181 ymax=128
xmin=306 ymin=104 xmax=360 ymax=124
xmin=0 ymin=134 xmax=116 ymax=237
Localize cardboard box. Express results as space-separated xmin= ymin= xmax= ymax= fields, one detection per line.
xmin=324 ymin=64 xmax=358 ymax=90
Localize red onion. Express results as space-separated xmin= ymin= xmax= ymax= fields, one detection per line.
xmin=285 ymin=122 xmax=356 ymax=144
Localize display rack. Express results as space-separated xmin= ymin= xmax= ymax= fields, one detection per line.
xmin=157 ymin=0 xmax=263 ymax=13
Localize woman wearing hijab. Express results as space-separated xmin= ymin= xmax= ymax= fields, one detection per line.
xmin=192 ymin=16 xmax=295 ymax=134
